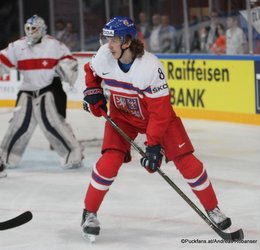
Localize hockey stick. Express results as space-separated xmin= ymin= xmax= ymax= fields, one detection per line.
xmin=0 ymin=211 xmax=33 ymax=230
xmin=100 ymin=110 xmax=244 ymax=241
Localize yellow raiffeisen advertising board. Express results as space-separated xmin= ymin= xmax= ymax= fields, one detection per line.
xmin=159 ymin=55 xmax=260 ymax=125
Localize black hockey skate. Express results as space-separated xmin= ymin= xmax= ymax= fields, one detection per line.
xmin=207 ymin=206 xmax=231 ymax=230
xmin=81 ymin=209 xmax=100 ymax=243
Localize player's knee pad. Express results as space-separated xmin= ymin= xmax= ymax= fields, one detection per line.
xmin=0 ymin=93 xmax=37 ymax=167
xmin=96 ymin=150 xmax=125 ymax=178
xmin=33 ymin=92 xmax=82 ymax=167
xmin=90 ymin=150 xmax=125 ymax=191
xmin=173 ymin=153 xmax=203 ymax=179
xmin=174 ymin=153 xmax=211 ymax=192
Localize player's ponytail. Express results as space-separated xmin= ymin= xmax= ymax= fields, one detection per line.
xmin=129 ymin=38 xmax=144 ymax=58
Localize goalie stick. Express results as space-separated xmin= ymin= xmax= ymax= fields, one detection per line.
xmin=0 ymin=211 xmax=33 ymax=230
xmin=100 ymin=110 xmax=244 ymax=242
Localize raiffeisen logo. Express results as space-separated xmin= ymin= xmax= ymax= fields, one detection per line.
xmin=103 ymin=29 xmax=114 ymax=37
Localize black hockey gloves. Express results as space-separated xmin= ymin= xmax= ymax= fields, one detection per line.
xmin=140 ymin=144 xmax=163 ymax=173
xmin=83 ymin=87 xmax=107 ymax=117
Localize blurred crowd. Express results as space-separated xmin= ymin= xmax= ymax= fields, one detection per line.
xmin=0 ymin=2 xmax=251 ymax=55
xmin=133 ymin=10 xmax=248 ymax=55
xmin=53 ymin=11 xmax=249 ymax=54
xmin=54 ymin=19 xmax=80 ymax=51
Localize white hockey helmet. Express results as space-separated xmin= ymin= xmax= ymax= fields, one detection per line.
xmin=24 ymin=15 xmax=47 ymax=45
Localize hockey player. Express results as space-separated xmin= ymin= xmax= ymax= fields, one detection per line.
xmin=82 ymin=16 xmax=231 ymax=240
xmin=0 ymin=15 xmax=83 ymax=178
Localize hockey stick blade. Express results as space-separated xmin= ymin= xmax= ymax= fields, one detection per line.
xmin=0 ymin=211 xmax=33 ymax=230
xmin=214 ymin=227 xmax=244 ymax=241
xmin=100 ymin=111 xmax=244 ymax=241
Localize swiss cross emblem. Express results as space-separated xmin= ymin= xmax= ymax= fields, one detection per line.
xmin=42 ymin=60 xmax=48 ymax=67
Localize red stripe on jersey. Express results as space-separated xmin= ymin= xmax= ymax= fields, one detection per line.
xmin=0 ymin=53 xmax=15 ymax=68
xmin=17 ymin=58 xmax=58 ymax=70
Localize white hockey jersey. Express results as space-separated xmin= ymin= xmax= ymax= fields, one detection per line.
xmin=91 ymin=44 xmax=169 ymax=99
xmin=86 ymin=44 xmax=175 ymax=146
xmin=0 ymin=35 xmax=74 ymax=91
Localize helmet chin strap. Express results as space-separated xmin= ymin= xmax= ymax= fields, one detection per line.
xmin=118 ymin=40 xmax=131 ymax=61
xmin=118 ymin=47 xmax=126 ymax=60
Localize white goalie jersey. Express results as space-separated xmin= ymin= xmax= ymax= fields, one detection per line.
xmin=0 ymin=35 xmax=78 ymax=91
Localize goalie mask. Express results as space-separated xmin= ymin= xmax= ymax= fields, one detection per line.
xmin=24 ymin=15 xmax=47 ymax=45
xmin=100 ymin=16 xmax=137 ymax=45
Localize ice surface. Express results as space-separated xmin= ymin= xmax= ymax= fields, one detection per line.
xmin=0 ymin=109 xmax=259 ymax=250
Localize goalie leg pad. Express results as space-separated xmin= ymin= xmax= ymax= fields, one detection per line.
xmin=33 ymin=92 xmax=82 ymax=167
xmin=0 ymin=93 xmax=37 ymax=167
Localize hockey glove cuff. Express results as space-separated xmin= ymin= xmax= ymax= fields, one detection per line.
xmin=140 ymin=144 xmax=163 ymax=173
xmin=83 ymin=87 xmax=107 ymax=117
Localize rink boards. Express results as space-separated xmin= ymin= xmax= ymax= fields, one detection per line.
xmin=0 ymin=52 xmax=260 ymax=125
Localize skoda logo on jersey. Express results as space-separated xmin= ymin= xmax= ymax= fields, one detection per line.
xmin=152 ymin=83 xmax=168 ymax=93
xmin=103 ymin=29 xmax=114 ymax=37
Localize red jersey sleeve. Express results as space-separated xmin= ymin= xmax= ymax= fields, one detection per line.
xmin=84 ymin=62 xmax=102 ymax=88
xmin=145 ymin=94 xmax=175 ymax=146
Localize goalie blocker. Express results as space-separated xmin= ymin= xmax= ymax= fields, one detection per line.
xmin=55 ymin=58 xmax=78 ymax=86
